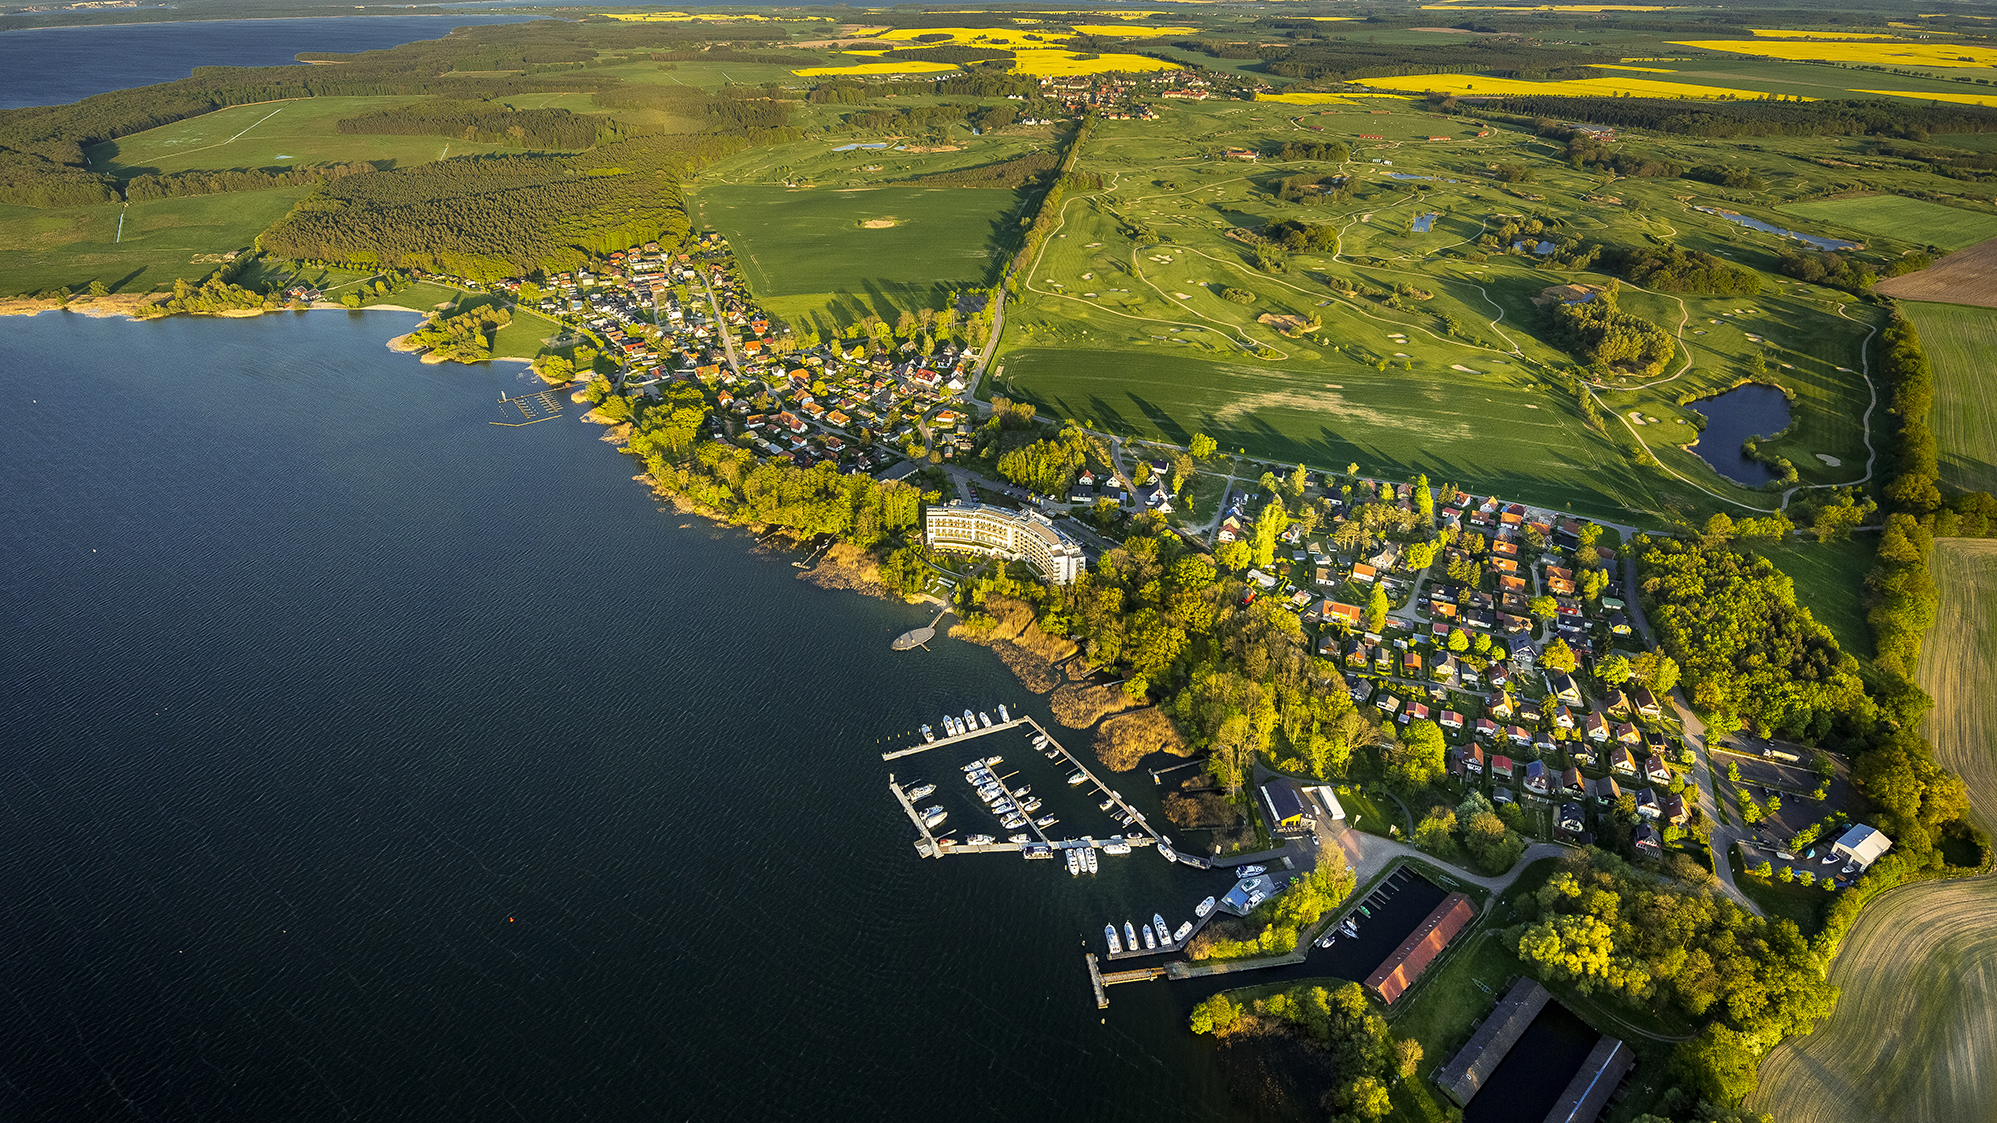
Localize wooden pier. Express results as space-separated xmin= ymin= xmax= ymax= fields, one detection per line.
xmin=882 ymin=716 xmax=1027 ymax=761
xmin=887 ymin=775 xmax=943 ymax=858
xmin=1088 ymin=952 xmax=1170 ymax=1008
xmin=1019 ymin=716 xmax=1165 ymax=849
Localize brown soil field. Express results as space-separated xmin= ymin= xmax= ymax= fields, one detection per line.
xmin=1875 ymin=234 xmax=1997 ymax=307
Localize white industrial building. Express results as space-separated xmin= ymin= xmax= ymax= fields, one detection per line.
xmin=1831 ymin=824 xmax=1892 ymax=869
xmin=924 ymin=501 xmax=1086 ymax=585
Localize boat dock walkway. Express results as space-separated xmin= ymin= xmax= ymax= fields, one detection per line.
xmin=887 ymin=774 xmax=944 ymax=859
xmin=882 ymin=716 xmax=1026 ymax=761
xmin=1087 ymin=953 xmax=1171 ymax=1009
xmin=1103 ymin=908 xmax=1218 ymax=962
xmin=1019 ymin=716 xmax=1166 ymax=848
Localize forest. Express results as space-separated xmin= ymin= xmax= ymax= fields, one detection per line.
xmin=1540 ymin=288 xmax=1676 ymax=377
xmin=1174 ymin=36 xmax=1614 ymax=82
xmin=1488 ymin=95 xmax=1997 ymax=140
xmin=336 ymin=101 xmax=607 ymax=149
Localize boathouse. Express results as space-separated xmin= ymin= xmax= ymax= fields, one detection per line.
xmin=1434 ymin=977 xmax=1550 ymax=1106
xmin=1364 ymin=892 xmax=1474 ymax=1004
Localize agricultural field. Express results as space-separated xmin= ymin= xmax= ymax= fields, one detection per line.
xmin=995 ymin=96 xmax=1882 ymax=521
xmin=1751 ymin=541 xmax=1997 ymax=1123
xmin=0 ymin=190 xmax=307 ymax=296
xmin=1780 ymin=197 xmax=1997 ymax=252
xmin=87 ymin=96 xmax=559 ymax=176
xmin=687 ymin=183 xmax=1016 ymax=334
xmin=1750 ymin=534 xmax=1879 ymax=659
xmin=1898 ymin=302 xmax=1997 ymax=496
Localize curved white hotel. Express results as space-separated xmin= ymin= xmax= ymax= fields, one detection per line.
xmin=924 ymin=501 xmax=1086 ymax=585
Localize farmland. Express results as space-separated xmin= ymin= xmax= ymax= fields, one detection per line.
xmin=1750 ymin=541 xmax=1997 ymax=1123
xmin=88 ymin=96 xmax=563 ymax=177
xmin=0 ymin=190 xmax=307 ymax=296
xmin=1897 ymin=302 xmax=1997 ymax=496
xmin=1780 ymin=197 xmax=1997 ymax=252
xmin=687 ymin=184 xmax=1016 ymax=334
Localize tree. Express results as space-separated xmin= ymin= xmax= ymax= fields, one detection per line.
xmin=1394 ymin=1037 xmax=1424 ymax=1079
xmin=1597 ymin=654 xmax=1632 ymax=686
xmin=1365 ymin=582 xmax=1389 ymax=632
xmin=1215 ymin=539 xmax=1251 ymax=572
xmin=1189 ymin=993 xmax=1240 ymax=1035
xmin=1541 ymin=637 xmax=1578 ymax=673
xmin=1415 ymin=807 xmax=1458 ymax=854
xmin=1386 ymin=720 xmax=1447 ymax=790
xmin=1343 ymin=1076 xmax=1392 ymax=1121
xmin=1447 ymin=628 xmax=1470 ymax=653
xmin=1629 ymin=650 xmax=1681 ymax=695
xmin=1529 ymin=594 xmax=1558 ymax=622
xmin=1252 ymin=499 xmax=1287 ymax=568
xmin=1189 ymin=432 xmax=1218 ymax=460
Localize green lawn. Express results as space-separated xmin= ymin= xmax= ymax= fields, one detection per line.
xmin=87 ymin=96 xmax=564 ymax=176
xmin=1780 ymin=196 xmax=1997 ymax=252
xmin=1752 ymin=533 xmax=1879 ymax=660
xmin=688 ymin=183 xmax=1018 ymax=332
xmin=0 ymin=190 xmax=307 ymax=296
xmin=1898 ymin=301 xmax=1997 ymax=496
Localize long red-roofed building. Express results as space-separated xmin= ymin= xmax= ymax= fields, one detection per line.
xmin=1365 ymin=892 xmax=1475 ymax=1004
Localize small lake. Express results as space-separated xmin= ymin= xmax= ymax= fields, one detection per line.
xmin=1696 ymin=207 xmax=1861 ymax=252
xmin=1689 ymin=382 xmax=1792 ymax=486
xmin=1413 ymin=212 xmax=1442 ymax=233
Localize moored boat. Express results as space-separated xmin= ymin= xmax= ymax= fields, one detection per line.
xmin=1084 ymin=848 xmax=1099 ymax=874
xmin=1174 ymin=920 xmax=1193 ymax=942
xmin=1008 ymin=833 xmax=1029 ymax=844
xmin=1153 ymin=914 xmax=1168 ymax=944
xmin=963 ymin=709 xmax=976 ymax=730
xmin=1106 ymin=924 xmax=1122 ymax=954
xmin=921 ymin=806 xmax=947 ymax=827
xmin=1196 ymin=896 xmax=1216 ymax=918
xmin=907 ymin=782 xmax=936 ymax=800
xmin=1125 ymin=921 xmax=1137 ymax=948
xmin=1142 ymin=925 xmax=1156 ymax=950
xmin=1099 ymin=798 xmax=1116 ymax=811
xmin=978 ymin=712 xmax=992 ymax=728
xmin=998 ymin=704 xmax=1010 ymax=722
xmin=967 ymin=834 xmax=995 ymax=845
xmin=1034 ymin=814 xmax=1058 ymax=828
xmin=1067 ymin=771 xmax=1087 ymax=786
xmin=1066 ymin=848 xmax=1080 ymax=876
xmin=984 ymin=755 xmax=1002 ymax=767
xmin=1236 ymin=864 xmax=1266 ymax=877
xmin=1103 ymin=839 xmax=1131 ymax=856
xmin=920 ymin=724 xmax=935 ymax=743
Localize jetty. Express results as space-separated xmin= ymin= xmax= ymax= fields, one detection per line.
xmin=887 ymin=774 xmax=944 ymax=859
xmin=1086 ymin=952 xmax=1171 ymax=1009
xmin=891 ymin=605 xmax=953 ymax=651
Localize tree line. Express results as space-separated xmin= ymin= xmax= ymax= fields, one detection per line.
xmin=336 ymin=101 xmax=607 ymax=149
xmin=1490 ymin=95 xmax=1997 ymax=140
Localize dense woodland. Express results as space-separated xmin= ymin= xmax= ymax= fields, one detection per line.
xmin=336 ymin=101 xmax=607 ymax=149
xmin=1541 ymin=287 xmax=1677 ymax=377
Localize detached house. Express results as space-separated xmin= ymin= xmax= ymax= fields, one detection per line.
xmin=1609 ymin=744 xmax=1638 ymax=777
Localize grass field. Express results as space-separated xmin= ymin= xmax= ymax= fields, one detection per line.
xmin=1751 ymin=534 xmax=1879 ymax=659
xmin=1780 ymin=196 xmax=1997 ymax=251
xmin=1751 ymin=540 xmax=1997 ymax=1123
xmin=0 ymin=190 xmax=307 ymax=296
xmin=88 ymin=96 xmax=552 ymax=176
xmin=1898 ymin=302 xmax=1997 ymax=496
xmin=688 ymin=184 xmax=1016 ymax=333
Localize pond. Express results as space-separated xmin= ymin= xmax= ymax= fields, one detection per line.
xmin=1413 ymin=213 xmax=1443 ymax=233
xmin=1688 ymin=382 xmax=1792 ymax=486
xmin=1696 ymin=206 xmax=1861 ymax=251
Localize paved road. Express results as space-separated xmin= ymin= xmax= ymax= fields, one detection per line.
xmin=698 ymin=274 xmax=740 ymax=375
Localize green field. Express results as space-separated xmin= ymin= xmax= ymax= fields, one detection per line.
xmin=0 ymin=190 xmax=307 ymax=295
xmin=88 ymin=96 xmax=559 ymax=176
xmin=1899 ymin=301 xmax=1997 ymax=496
xmin=1752 ymin=541 xmax=1997 ymax=1123
xmin=1752 ymin=533 xmax=1879 ymax=660
xmin=1781 ymin=196 xmax=1997 ymax=252
xmin=689 ymin=183 xmax=1018 ymax=333
xmin=991 ymin=96 xmax=1881 ymax=520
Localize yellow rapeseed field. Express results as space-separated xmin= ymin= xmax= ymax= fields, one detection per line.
xmin=1749 ymin=28 xmax=1900 ymax=39
xmin=790 ymin=61 xmax=963 ymax=76
xmin=1066 ymin=24 xmax=1182 ymax=37
xmin=1350 ymin=72 xmax=1799 ymax=99
xmin=1671 ymin=39 xmax=1997 ymax=67
xmin=1010 ymin=49 xmax=1181 ymax=76
xmin=1851 ymin=87 xmax=1997 ymax=106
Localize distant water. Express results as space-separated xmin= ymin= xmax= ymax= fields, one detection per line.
xmin=0 ymin=15 xmax=534 ymax=108
xmin=0 ymin=310 xmax=1302 ymax=1120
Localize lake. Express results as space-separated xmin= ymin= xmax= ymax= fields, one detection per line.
xmin=0 ymin=15 xmax=534 ymax=108
xmin=1688 ymin=383 xmax=1793 ymax=487
xmin=0 ymin=310 xmax=1271 ymax=1121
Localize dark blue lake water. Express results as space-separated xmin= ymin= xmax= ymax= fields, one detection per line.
xmin=0 ymin=15 xmax=534 ymax=108
xmin=1689 ymin=382 xmax=1792 ymax=487
xmin=0 ymin=310 xmax=1279 ymax=1121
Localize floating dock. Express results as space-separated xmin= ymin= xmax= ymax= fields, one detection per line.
xmin=1087 ymin=952 xmax=1171 ymax=1008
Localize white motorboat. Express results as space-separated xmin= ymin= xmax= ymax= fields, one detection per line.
xmin=978 ymin=712 xmax=992 ymax=728
xmin=1066 ymin=849 xmax=1080 ymax=876
xmin=1013 ymin=784 xmax=1030 ymax=797
xmin=1084 ymin=848 xmax=1099 ymax=874
xmin=1125 ymin=921 xmax=1138 ymax=948
xmin=998 ymin=704 xmax=1010 ymax=722
xmin=1034 ymin=814 xmax=1058 ymax=828
xmin=921 ymin=807 xmax=947 ymax=828
xmin=920 ymin=725 xmax=935 ymax=743
xmin=1021 ymin=798 xmax=1042 ymax=813
xmin=967 ymin=834 xmax=995 ymax=845
xmin=992 ymin=800 xmax=1015 ymax=814
xmin=1099 ymin=798 xmax=1116 ymax=812
xmin=1153 ymin=914 xmax=1168 ymax=944
xmin=984 ymin=755 xmax=1003 ymax=767
xmin=1236 ymin=865 xmax=1266 ymax=878
xmin=1067 ymin=771 xmax=1087 ymax=786
xmin=961 ymin=760 xmax=983 ymax=773
xmin=1032 ymin=734 xmax=1047 ymax=748
xmin=906 ymin=782 xmax=936 ymax=801
xmin=1158 ymin=839 xmax=1178 ymax=862
xmin=1174 ymin=921 xmax=1193 ymax=942
xmin=1142 ymin=925 xmax=1157 ymax=950
xmin=1002 ymin=814 xmax=1027 ymax=829
xmin=1315 ymin=931 xmax=1338 ymax=949
xmin=1008 ymin=833 xmax=1029 ymax=844
xmin=942 ymin=716 xmax=957 ymax=737
xmin=1106 ymin=924 xmax=1122 ymax=954
xmin=1103 ymin=839 xmax=1131 ymax=856
xmin=963 ymin=709 xmax=976 ymax=730
xmin=1196 ymin=896 xmax=1216 ymax=918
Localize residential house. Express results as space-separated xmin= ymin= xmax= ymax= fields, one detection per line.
xmin=1570 ymin=743 xmax=1597 ymax=767
xmin=1325 ymin=601 xmax=1363 ymax=629
xmin=1489 ymin=693 xmax=1516 ymax=721
xmin=1406 ymin=701 xmax=1430 ymax=725
xmin=1614 ymin=721 xmax=1641 ymax=746
xmin=1557 ymin=801 xmax=1590 ymax=842
xmin=1492 ymin=755 xmax=1516 ymax=780
xmin=1662 ymin=791 xmax=1689 ymax=825
xmin=1352 ymin=563 xmax=1379 ymax=585
xmin=1634 ymin=823 xmax=1663 ymax=857
xmin=1553 ymin=706 xmax=1577 ymax=731
xmin=1634 ymin=787 xmax=1661 ymax=820
xmin=1440 ymin=710 xmax=1465 ymax=731
xmin=1561 ymin=766 xmax=1587 ymax=797
xmin=1523 ymin=760 xmax=1552 ymax=796
xmin=1630 ymin=686 xmax=1662 ymax=719
xmin=1605 ymin=690 xmax=1633 ymax=718
xmin=1377 ymin=693 xmax=1403 ymax=717
xmin=1584 ymin=712 xmax=1609 ymax=743
xmin=1593 ymin=775 xmax=1622 ymax=805
xmin=1473 ymin=718 xmax=1499 ymax=741
xmin=1506 ymin=724 xmax=1533 ymax=747
xmin=1609 ymin=744 xmax=1637 ymax=777
xmin=1534 ymin=730 xmax=1558 ymax=755
xmin=1548 ymin=673 xmax=1583 ymax=705
xmin=1465 ymin=744 xmax=1487 ymax=773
